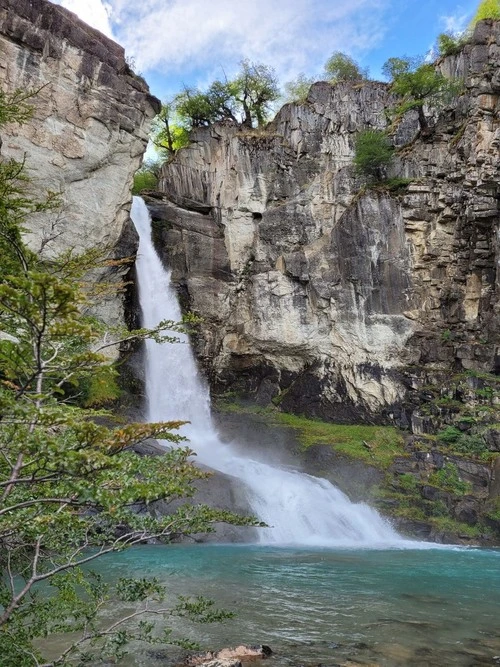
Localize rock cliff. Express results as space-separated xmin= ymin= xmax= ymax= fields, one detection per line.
xmin=0 ymin=0 xmax=160 ymax=326
xmin=150 ymin=20 xmax=499 ymax=426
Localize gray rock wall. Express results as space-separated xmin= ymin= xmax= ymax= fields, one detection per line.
xmin=0 ymin=0 xmax=160 ymax=329
xmin=152 ymin=20 xmax=499 ymax=423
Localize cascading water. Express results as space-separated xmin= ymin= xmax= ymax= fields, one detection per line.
xmin=132 ymin=196 xmax=405 ymax=546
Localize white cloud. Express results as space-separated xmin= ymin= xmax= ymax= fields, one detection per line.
xmin=49 ymin=0 xmax=393 ymax=97
xmin=440 ymin=8 xmax=470 ymax=35
xmin=51 ymin=0 xmax=115 ymax=39
xmin=110 ymin=0 xmax=390 ymax=83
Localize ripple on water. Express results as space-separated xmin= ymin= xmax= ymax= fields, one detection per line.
xmin=74 ymin=544 xmax=500 ymax=667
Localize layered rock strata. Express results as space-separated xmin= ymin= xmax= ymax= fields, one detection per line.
xmin=151 ymin=20 xmax=499 ymax=424
xmin=0 ymin=0 xmax=160 ymax=326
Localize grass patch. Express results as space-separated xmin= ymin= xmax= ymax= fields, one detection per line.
xmin=429 ymin=517 xmax=485 ymax=540
xmin=273 ymin=413 xmax=404 ymax=467
xmin=428 ymin=463 xmax=472 ymax=495
xmin=463 ymin=370 xmax=500 ymax=384
xmin=216 ymin=401 xmax=404 ymax=468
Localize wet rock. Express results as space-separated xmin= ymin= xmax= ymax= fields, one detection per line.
xmin=453 ymin=497 xmax=480 ymax=524
xmin=420 ymin=485 xmax=451 ymax=504
xmin=485 ymin=428 xmax=500 ymax=452
xmin=451 ymin=457 xmax=491 ymax=496
xmin=200 ymin=660 xmax=242 ymax=667
xmin=375 ymin=643 xmax=414 ymax=663
xmin=393 ymin=518 xmax=433 ymax=539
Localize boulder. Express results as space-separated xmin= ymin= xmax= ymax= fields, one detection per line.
xmin=183 ymin=645 xmax=272 ymax=666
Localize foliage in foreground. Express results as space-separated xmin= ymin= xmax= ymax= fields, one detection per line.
xmin=0 ymin=89 xmax=257 ymax=665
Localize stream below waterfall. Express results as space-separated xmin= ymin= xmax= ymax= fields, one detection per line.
xmin=90 ymin=544 xmax=500 ymax=667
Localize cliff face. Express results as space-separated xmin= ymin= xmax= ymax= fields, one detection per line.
xmin=152 ymin=20 xmax=499 ymax=425
xmin=0 ymin=0 xmax=160 ymax=326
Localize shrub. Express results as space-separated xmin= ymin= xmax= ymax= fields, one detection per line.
xmin=437 ymin=32 xmax=469 ymax=56
xmin=437 ymin=426 xmax=462 ymax=443
xmin=453 ymin=433 xmax=488 ymax=457
xmin=470 ymin=0 xmax=500 ymax=25
xmin=132 ymin=166 xmax=158 ymax=194
xmin=428 ymin=463 xmax=471 ymax=495
xmin=437 ymin=427 xmax=489 ymax=458
xmin=353 ymin=129 xmax=393 ymax=181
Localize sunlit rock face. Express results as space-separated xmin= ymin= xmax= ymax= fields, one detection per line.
xmin=0 ymin=0 xmax=160 ymax=327
xmin=152 ymin=20 xmax=499 ymax=422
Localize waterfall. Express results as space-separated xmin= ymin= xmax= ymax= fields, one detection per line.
xmin=132 ymin=196 xmax=405 ymax=547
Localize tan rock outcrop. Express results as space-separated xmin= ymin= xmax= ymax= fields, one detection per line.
xmin=0 ymin=0 xmax=160 ymax=327
xmin=151 ymin=20 xmax=499 ymax=422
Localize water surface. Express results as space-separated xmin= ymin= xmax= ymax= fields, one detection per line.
xmin=96 ymin=544 xmax=500 ymax=666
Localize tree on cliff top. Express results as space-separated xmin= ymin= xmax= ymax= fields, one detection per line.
xmin=382 ymin=56 xmax=462 ymax=133
xmin=233 ymin=59 xmax=280 ymax=127
xmin=153 ymin=60 xmax=280 ymax=142
xmin=0 ymin=89 xmax=257 ymax=665
xmin=324 ymin=52 xmax=368 ymax=84
xmin=283 ymin=74 xmax=315 ymax=103
xmin=438 ymin=0 xmax=500 ymax=56
xmin=151 ymin=100 xmax=190 ymax=157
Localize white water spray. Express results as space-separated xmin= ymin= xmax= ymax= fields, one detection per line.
xmin=132 ymin=196 xmax=405 ymax=547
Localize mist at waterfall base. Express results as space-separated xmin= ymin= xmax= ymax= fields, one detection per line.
xmin=132 ymin=196 xmax=411 ymax=547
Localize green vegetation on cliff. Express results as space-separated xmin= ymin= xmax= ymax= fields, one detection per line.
xmin=382 ymin=56 xmax=462 ymax=132
xmin=354 ymin=129 xmax=394 ymax=181
xmin=323 ymin=52 xmax=368 ymax=83
xmin=471 ymin=0 xmax=500 ymax=23
xmin=217 ymin=401 xmax=404 ymax=468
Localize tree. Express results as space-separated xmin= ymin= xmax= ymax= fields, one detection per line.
xmin=283 ymin=74 xmax=315 ymax=103
xmin=382 ymin=57 xmax=462 ymax=133
xmin=0 ymin=89 xmax=257 ymax=665
xmin=353 ymin=129 xmax=393 ymax=181
xmin=324 ymin=52 xmax=367 ymax=84
xmin=168 ymin=61 xmax=279 ymax=133
xmin=132 ymin=158 xmax=163 ymax=195
xmin=437 ymin=31 xmax=468 ymax=57
xmin=232 ymin=59 xmax=280 ymax=127
xmin=151 ymin=100 xmax=191 ymax=157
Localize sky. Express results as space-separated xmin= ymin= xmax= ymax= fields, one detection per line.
xmin=51 ymin=0 xmax=479 ymax=104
